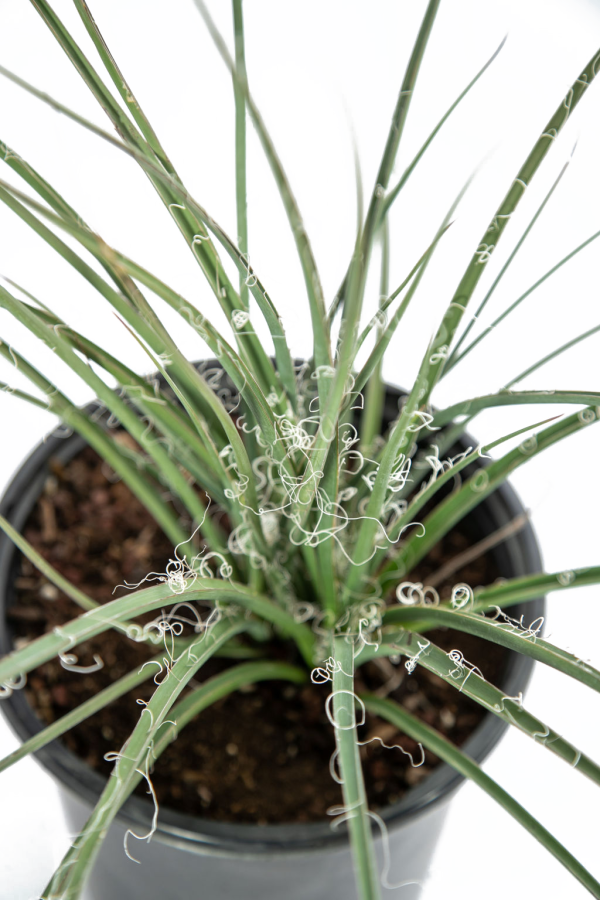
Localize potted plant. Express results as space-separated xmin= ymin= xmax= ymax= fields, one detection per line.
xmin=0 ymin=1 xmax=599 ymax=898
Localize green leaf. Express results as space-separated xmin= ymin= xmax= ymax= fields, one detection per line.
xmin=366 ymin=633 xmax=600 ymax=788
xmin=2 ymin=23 xmax=278 ymax=393
xmin=368 ymin=414 xmax=557 ymax=577
xmin=362 ymin=694 xmax=600 ymax=898
xmin=0 ymin=284 xmax=220 ymax=536
xmin=359 ymin=220 xmax=390 ymax=452
xmin=446 ymin=225 xmax=600 ymax=372
xmin=42 ymin=615 xmax=247 ymax=899
xmin=472 ymin=565 xmax=600 ymax=610
xmin=4 ymin=293 xmax=234 ymax=536
xmin=353 ymin=222 xmax=452 ymax=366
xmin=432 ymin=390 xmax=600 ymax=429
xmin=0 ymin=179 xmax=233 ymax=448
xmin=0 ymin=652 xmax=305 ymax=775
xmin=380 ymin=36 xmax=507 ymax=220
xmin=379 ymin=406 xmax=599 ymax=585
xmin=72 ymin=0 xmax=176 ymax=175
xmin=0 ymin=513 xmax=97 ymax=613
xmin=506 ymin=322 xmax=600 ymax=389
xmin=420 ymin=43 xmax=600 ymax=395
xmin=444 ymin=153 xmax=573 ymax=373
xmin=319 ymin=0 xmax=442 ymax=508
xmin=0 ymin=341 xmax=190 ymax=547
xmin=191 ymin=0 xmax=332 ymax=379
xmin=0 ymin=562 xmax=316 ymax=690
xmin=341 ymin=170 xmax=477 ymax=571
xmin=0 ymin=182 xmax=290 ymax=557
xmin=0 ymin=381 xmax=48 ymax=409
xmin=0 ymin=645 xmax=179 ymax=775
xmin=382 ymin=605 xmax=600 ymax=694
xmin=332 ymin=0 xmax=441 ymax=327
xmin=359 ymin=43 xmax=600 ymax=548
xmin=112 ymin=314 xmax=292 ymax=610
xmin=0 ymin=152 xmax=297 ymax=412
xmin=332 ymin=635 xmax=381 ymax=900
xmin=232 ymin=0 xmax=249 ymax=313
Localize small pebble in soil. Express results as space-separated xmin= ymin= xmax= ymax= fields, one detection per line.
xmin=197 ymin=785 xmax=212 ymax=806
xmin=51 ymin=685 xmax=69 ymax=707
xmin=13 ymin=636 xmax=31 ymax=650
xmin=439 ymin=708 xmax=457 ymax=729
xmin=405 ymin=765 xmax=431 ymax=786
xmin=44 ymin=476 xmax=59 ymax=495
xmin=182 ymin=770 xmax=203 ymax=784
xmin=403 ymin=692 xmax=422 ymax=712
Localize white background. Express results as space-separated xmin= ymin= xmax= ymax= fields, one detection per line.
xmin=0 ymin=0 xmax=600 ymax=897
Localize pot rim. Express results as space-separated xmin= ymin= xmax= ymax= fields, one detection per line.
xmin=0 ymin=382 xmax=545 ymax=856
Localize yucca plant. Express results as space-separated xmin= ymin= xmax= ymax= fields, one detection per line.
xmin=1 ymin=1 xmax=600 ymax=898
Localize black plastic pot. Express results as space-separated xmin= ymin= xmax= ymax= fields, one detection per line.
xmin=0 ymin=380 xmax=544 ymax=900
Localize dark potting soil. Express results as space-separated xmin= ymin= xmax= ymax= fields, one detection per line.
xmin=7 ymin=445 xmax=509 ymax=825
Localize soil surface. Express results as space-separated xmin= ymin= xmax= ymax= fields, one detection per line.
xmin=7 ymin=445 xmax=509 ymax=824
